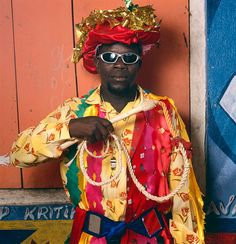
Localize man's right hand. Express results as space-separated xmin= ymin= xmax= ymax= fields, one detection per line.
xmin=68 ymin=116 xmax=114 ymax=143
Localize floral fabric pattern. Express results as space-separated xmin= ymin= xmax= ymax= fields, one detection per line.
xmin=10 ymin=86 xmax=204 ymax=243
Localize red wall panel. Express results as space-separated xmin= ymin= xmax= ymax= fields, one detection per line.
xmin=12 ymin=0 xmax=77 ymax=188
xmin=0 ymin=0 xmax=21 ymax=188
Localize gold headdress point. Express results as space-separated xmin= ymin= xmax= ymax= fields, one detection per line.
xmin=124 ymin=0 xmax=137 ymax=11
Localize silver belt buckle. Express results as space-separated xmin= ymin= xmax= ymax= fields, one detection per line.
xmin=88 ymin=213 xmax=101 ymax=235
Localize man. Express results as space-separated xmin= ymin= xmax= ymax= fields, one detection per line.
xmin=10 ymin=2 xmax=204 ymax=243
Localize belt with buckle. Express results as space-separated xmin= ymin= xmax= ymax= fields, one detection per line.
xmin=82 ymin=207 xmax=165 ymax=242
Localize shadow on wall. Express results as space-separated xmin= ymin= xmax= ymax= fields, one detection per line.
xmin=138 ymin=24 xmax=189 ymax=125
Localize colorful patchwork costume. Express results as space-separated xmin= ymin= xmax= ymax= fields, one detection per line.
xmin=10 ymin=1 xmax=204 ymax=243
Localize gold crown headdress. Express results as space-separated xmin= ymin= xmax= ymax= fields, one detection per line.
xmin=72 ymin=0 xmax=160 ymax=73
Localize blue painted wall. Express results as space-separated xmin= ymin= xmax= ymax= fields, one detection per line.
xmin=207 ymin=0 xmax=236 ymax=232
xmin=0 ymin=204 xmax=74 ymax=243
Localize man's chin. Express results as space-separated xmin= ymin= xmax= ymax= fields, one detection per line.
xmin=107 ymin=83 xmax=131 ymax=96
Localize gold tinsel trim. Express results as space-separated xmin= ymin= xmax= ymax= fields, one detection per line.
xmin=72 ymin=5 xmax=160 ymax=63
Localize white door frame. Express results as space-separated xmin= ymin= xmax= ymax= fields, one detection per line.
xmin=190 ymin=0 xmax=206 ymax=192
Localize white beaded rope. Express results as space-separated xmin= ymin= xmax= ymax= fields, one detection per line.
xmin=84 ymin=139 xmax=110 ymax=158
xmin=121 ymin=139 xmax=190 ymax=203
xmin=65 ymin=99 xmax=190 ymax=202
xmin=63 ymin=99 xmax=154 ymax=166
xmin=79 ymin=134 xmax=123 ymax=186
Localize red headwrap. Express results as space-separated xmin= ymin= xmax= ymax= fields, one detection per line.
xmin=72 ymin=5 xmax=160 ymax=74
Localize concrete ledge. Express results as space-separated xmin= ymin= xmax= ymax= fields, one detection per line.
xmin=0 ymin=189 xmax=70 ymax=205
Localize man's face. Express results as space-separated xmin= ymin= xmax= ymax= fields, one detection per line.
xmin=95 ymin=42 xmax=142 ymax=95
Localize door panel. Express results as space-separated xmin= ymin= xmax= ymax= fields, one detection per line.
xmin=0 ymin=0 xmax=21 ymax=188
xmin=12 ymin=0 xmax=77 ymax=188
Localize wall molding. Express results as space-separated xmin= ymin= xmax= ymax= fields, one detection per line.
xmin=0 ymin=189 xmax=69 ymax=205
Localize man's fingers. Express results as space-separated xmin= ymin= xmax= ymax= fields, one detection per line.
xmin=96 ymin=123 xmax=109 ymax=141
xmin=93 ymin=129 xmax=103 ymax=142
xmin=100 ymin=118 xmax=114 ymax=133
xmin=87 ymin=120 xmax=112 ymax=143
xmin=68 ymin=116 xmax=114 ymax=143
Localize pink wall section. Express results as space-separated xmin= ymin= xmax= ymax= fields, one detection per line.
xmin=0 ymin=0 xmax=189 ymax=188
xmin=0 ymin=0 xmax=21 ymax=188
xmin=11 ymin=0 xmax=77 ymax=188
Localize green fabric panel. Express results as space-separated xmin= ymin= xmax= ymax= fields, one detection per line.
xmin=65 ymin=144 xmax=81 ymax=206
xmin=74 ymin=88 xmax=96 ymax=118
xmin=65 ymin=88 xmax=96 ymax=206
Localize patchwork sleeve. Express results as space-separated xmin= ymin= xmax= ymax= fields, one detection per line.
xmin=168 ymin=101 xmax=205 ymax=244
xmin=10 ymin=98 xmax=80 ymax=168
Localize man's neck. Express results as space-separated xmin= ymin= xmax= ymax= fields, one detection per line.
xmin=100 ymin=85 xmax=138 ymax=112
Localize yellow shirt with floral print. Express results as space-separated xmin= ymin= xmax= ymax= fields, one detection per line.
xmin=10 ymin=86 xmax=205 ymax=243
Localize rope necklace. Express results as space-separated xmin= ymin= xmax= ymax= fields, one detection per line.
xmin=64 ymin=99 xmax=190 ymax=203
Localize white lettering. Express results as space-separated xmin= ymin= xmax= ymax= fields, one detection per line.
xmin=53 ymin=206 xmax=63 ymax=219
xmin=64 ymin=205 xmax=68 ymax=218
xmin=232 ymin=204 xmax=236 ymax=216
xmin=49 ymin=206 xmax=53 ymax=219
xmin=0 ymin=207 xmax=10 ymax=220
xmin=219 ymin=195 xmax=235 ymax=215
xmin=70 ymin=207 xmax=75 ymax=219
xmin=207 ymin=195 xmax=236 ymax=216
xmin=37 ymin=207 xmax=49 ymax=220
xmin=207 ymin=201 xmax=220 ymax=215
xmin=24 ymin=207 xmax=37 ymax=220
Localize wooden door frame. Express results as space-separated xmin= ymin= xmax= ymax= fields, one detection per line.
xmin=190 ymin=0 xmax=206 ymax=193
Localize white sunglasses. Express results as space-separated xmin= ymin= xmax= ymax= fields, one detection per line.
xmin=97 ymin=52 xmax=141 ymax=65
